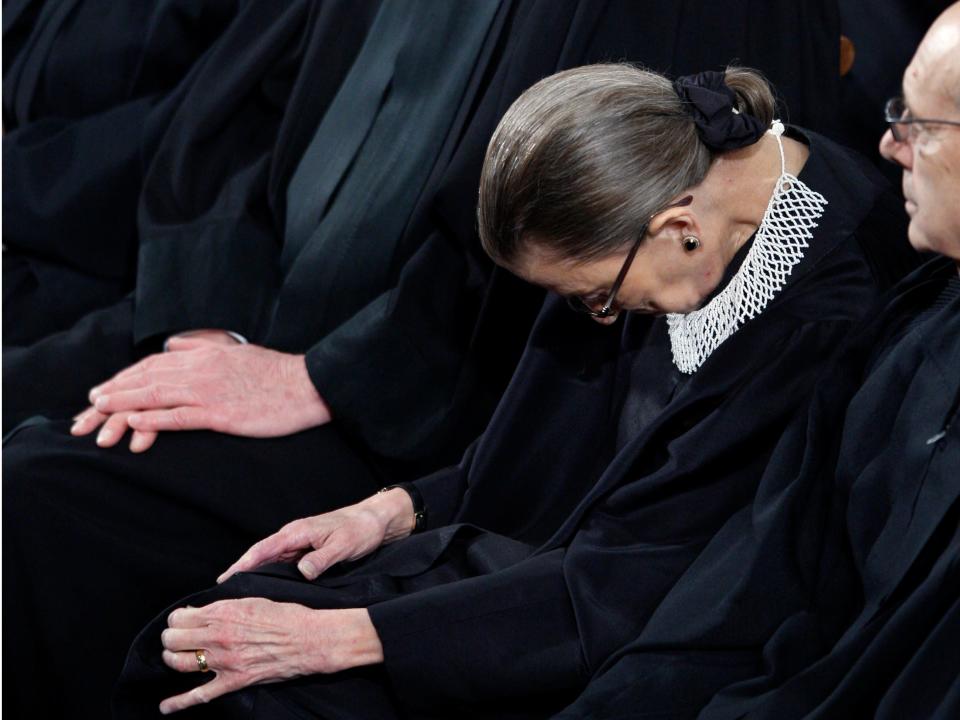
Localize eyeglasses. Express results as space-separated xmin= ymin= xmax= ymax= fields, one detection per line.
xmin=884 ymin=96 xmax=960 ymax=143
xmin=567 ymin=195 xmax=694 ymax=318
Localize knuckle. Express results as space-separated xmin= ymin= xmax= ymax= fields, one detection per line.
xmin=211 ymin=625 xmax=233 ymax=649
xmin=148 ymin=385 xmax=165 ymax=405
xmin=210 ymin=600 xmax=234 ymax=619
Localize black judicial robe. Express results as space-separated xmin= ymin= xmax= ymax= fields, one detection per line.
xmin=2 ymin=0 xmax=244 ymax=345
xmin=551 ymin=257 xmax=959 ymax=720
xmin=6 ymin=4 xmax=847 ymax=716
xmin=4 ymin=0 xmax=845 ymax=455
xmin=2 ymin=0 xmax=243 ymax=127
xmin=113 ymin=131 xmax=918 ymax=719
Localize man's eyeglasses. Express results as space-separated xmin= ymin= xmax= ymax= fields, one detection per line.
xmin=567 ymin=195 xmax=694 ymax=319
xmin=884 ymin=96 xmax=960 ymax=143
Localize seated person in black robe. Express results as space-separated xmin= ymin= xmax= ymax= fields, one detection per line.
xmin=553 ymin=6 xmax=960 ymax=717
xmin=3 ymin=0 xmax=245 ymax=345
xmin=4 ymin=6 xmax=849 ymax=719
xmin=110 ymin=64 xmax=917 ymax=719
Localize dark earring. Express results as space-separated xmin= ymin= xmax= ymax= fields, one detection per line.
xmin=683 ymin=236 xmax=701 ymax=252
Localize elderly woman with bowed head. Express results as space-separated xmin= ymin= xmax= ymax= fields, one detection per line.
xmin=113 ymin=64 xmax=916 ymax=718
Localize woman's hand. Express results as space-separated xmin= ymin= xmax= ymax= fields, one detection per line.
xmin=217 ymin=488 xmax=416 ymax=583
xmin=158 ymin=600 xmax=382 ymax=714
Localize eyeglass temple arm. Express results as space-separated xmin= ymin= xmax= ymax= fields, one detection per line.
xmin=599 ymin=195 xmax=694 ymax=315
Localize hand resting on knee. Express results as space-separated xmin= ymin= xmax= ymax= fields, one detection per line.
xmin=70 ymin=331 xmax=331 ymax=452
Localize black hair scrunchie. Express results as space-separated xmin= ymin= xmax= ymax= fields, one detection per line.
xmin=672 ymin=71 xmax=767 ymax=151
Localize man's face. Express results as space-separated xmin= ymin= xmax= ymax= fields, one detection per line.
xmin=879 ymin=18 xmax=960 ymax=257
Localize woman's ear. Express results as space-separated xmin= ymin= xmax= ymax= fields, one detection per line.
xmin=647 ymin=207 xmax=701 ymax=246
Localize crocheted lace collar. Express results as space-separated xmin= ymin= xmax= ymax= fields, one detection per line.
xmin=666 ymin=120 xmax=828 ymax=374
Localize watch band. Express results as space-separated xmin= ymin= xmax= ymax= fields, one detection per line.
xmin=378 ymin=483 xmax=427 ymax=533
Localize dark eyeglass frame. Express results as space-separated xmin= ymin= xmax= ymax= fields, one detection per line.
xmin=884 ymin=96 xmax=960 ymax=143
xmin=567 ymin=195 xmax=694 ymax=318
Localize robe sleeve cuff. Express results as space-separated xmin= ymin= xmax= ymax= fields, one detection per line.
xmin=133 ymin=219 xmax=278 ymax=344
xmin=367 ymin=550 xmax=586 ymax=709
xmin=409 ymin=462 xmax=468 ymax=530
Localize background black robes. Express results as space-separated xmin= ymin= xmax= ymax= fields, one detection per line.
xmin=552 ymin=257 xmax=959 ymax=719
xmin=112 ymin=131 xmax=918 ymax=719
xmin=3 ymin=0 xmax=245 ymax=344
xmin=6 ymin=2 xmax=854 ymax=718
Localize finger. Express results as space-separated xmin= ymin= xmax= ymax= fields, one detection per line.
xmin=89 ymin=359 xmax=155 ymax=400
xmin=163 ymin=649 xmax=215 ymax=674
xmin=159 ymin=675 xmax=235 ymax=715
xmin=167 ymin=606 xmax=209 ymax=629
xmin=70 ymin=407 xmax=107 ymax=436
xmin=95 ymin=412 xmax=133 ymax=447
xmin=129 ymin=430 xmax=159 ymax=453
xmin=127 ymin=407 xmax=214 ymax=433
xmin=217 ymin=530 xmax=300 ymax=583
xmin=94 ymin=385 xmax=199 ymax=414
xmin=161 ymin=627 xmax=213 ymax=653
xmin=297 ymin=541 xmax=346 ymax=580
xmin=89 ymin=367 xmax=176 ymax=401
xmin=90 ymin=354 xmax=186 ymax=399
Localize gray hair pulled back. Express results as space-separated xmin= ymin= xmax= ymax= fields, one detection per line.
xmin=478 ymin=64 xmax=776 ymax=266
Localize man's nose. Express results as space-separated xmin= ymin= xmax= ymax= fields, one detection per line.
xmin=879 ymin=127 xmax=913 ymax=169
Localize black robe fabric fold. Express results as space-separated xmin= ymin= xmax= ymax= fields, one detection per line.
xmin=112 ymin=131 xmax=918 ymax=719
xmin=6 ymin=3 xmax=853 ymax=719
xmin=2 ymin=0 xmax=237 ymax=128
xmin=4 ymin=0 xmax=846 ymax=454
xmin=552 ymin=257 xmax=960 ymax=720
xmin=3 ymin=1 xmax=245 ymax=344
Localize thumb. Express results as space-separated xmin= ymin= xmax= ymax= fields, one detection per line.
xmin=296 ymin=541 xmax=349 ymax=580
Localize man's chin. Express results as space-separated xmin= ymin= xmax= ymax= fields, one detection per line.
xmin=907 ymin=222 xmax=937 ymax=255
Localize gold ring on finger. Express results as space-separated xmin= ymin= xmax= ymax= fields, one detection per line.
xmin=195 ymin=649 xmax=210 ymax=672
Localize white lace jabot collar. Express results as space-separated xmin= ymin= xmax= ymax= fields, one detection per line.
xmin=666 ymin=120 xmax=828 ymax=374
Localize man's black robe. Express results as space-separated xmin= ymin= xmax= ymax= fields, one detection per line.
xmin=112 ymin=130 xmax=919 ymax=719
xmin=551 ymin=257 xmax=959 ymax=719
xmin=2 ymin=0 xmax=245 ymax=344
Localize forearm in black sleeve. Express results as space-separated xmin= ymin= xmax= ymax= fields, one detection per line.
xmin=304 ymin=228 xmax=513 ymax=462
xmin=368 ymin=549 xmax=586 ymax=709
xmin=133 ymin=2 xmax=305 ymax=343
xmin=407 ymin=440 xmax=479 ymax=530
xmin=3 ymin=96 xmax=160 ymax=280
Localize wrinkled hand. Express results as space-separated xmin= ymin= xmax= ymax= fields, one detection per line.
xmin=158 ymin=599 xmax=382 ymax=714
xmin=70 ymin=334 xmax=331 ymax=452
xmin=218 ymin=488 xmax=415 ymax=583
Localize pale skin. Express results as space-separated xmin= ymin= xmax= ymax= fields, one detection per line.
xmin=152 ymin=128 xmax=811 ymax=713
xmin=157 ymin=601 xmax=382 ymax=715
xmin=159 ymin=487 xmax=413 ymax=713
xmin=878 ymin=2 xmax=960 ymax=268
xmin=71 ymin=330 xmax=331 ymax=452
